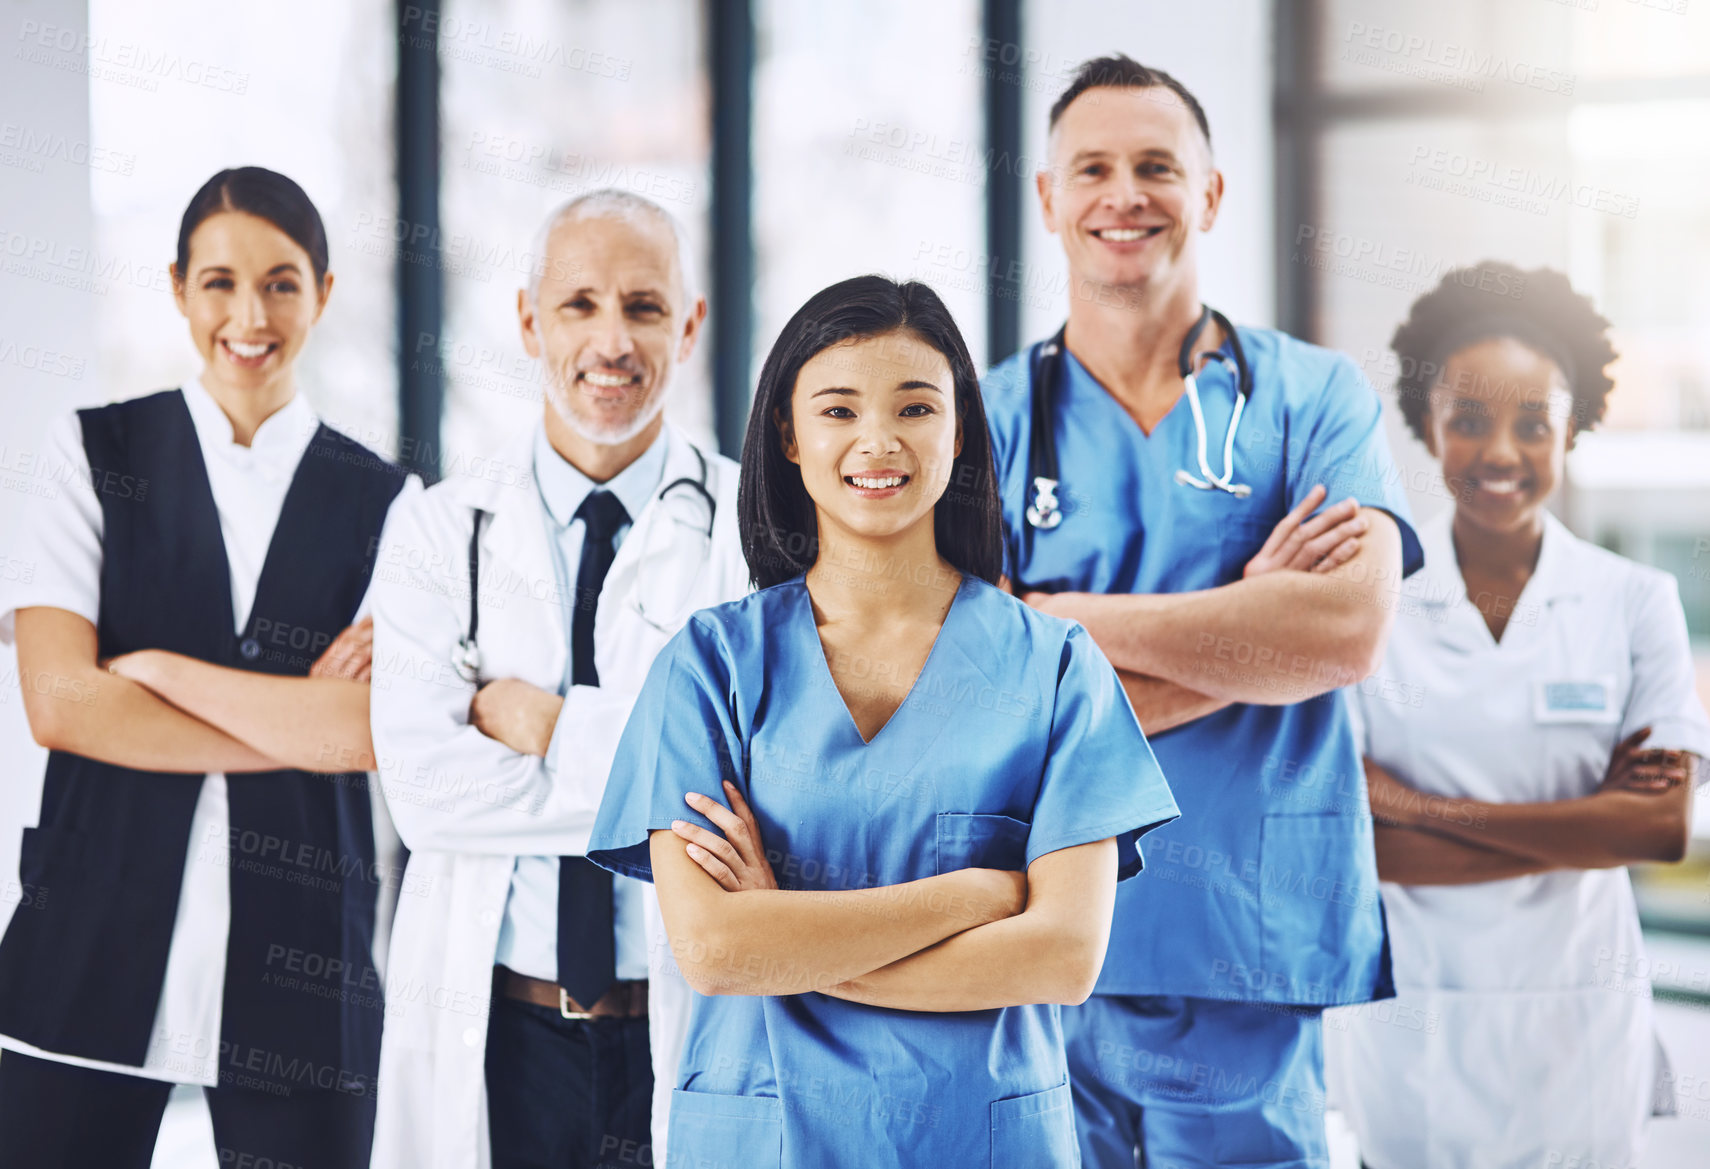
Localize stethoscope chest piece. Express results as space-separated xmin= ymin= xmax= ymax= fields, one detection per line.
xmin=450 ymin=445 xmax=719 ymax=677
xmin=452 ymin=635 xmax=481 ymax=684
xmin=1025 ymin=476 xmax=1064 ymax=529
xmin=1024 ymin=305 xmax=1255 ymax=527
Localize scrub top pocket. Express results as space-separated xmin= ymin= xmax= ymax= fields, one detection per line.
xmin=667 ymin=1089 xmax=783 ymax=1169
xmin=935 ymin=812 xmax=1031 ymax=874
xmin=989 ymin=1081 xmax=1076 ymax=1168
xmin=1259 ymin=813 xmax=1383 ymax=1000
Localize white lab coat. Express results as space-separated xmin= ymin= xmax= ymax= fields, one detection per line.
xmin=366 ymin=422 xmax=749 ymax=1169
xmin=1324 ymin=510 xmax=1710 ymax=1169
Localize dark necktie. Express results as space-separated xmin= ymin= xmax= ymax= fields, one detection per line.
xmin=557 ymin=488 xmax=628 ymax=1009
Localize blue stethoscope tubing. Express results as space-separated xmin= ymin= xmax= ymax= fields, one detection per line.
xmin=1024 ymin=304 xmax=1253 ymax=530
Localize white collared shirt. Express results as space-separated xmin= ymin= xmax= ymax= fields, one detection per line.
xmin=1 ymin=378 xmax=324 ymax=1084
xmin=491 ymin=425 xmax=666 ymax=986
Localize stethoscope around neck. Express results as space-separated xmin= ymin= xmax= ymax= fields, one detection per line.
xmin=451 ymin=445 xmax=717 ymax=683
xmin=1024 ymin=304 xmax=1254 ymax=530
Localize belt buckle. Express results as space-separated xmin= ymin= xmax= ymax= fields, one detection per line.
xmin=559 ymin=987 xmax=594 ymax=1021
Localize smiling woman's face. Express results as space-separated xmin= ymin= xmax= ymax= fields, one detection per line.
xmin=777 ymin=328 xmax=962 ymax=549
xmin=1426 ymin=336 xmax=1575 ymax=540
xmin=172 ymin=210 xmax=329 ymax=396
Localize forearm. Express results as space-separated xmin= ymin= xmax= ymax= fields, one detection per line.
xmin=1117 ymin=669 xmax=1228 ymax=735
xmin=1408 ymin=788 xmax=1692 ymax=868
xmin=819 ymin=907 xmax=1098 ymax=1011
xmin=31 ymin=665 xmax=284 ymax=773
xmin=375 ymin=691 xmax=646 ymax=855
xmin=1052 ymin=575 xmax=1370 ymax=703
xmin=1046 ymin=512 xmax=1401 ymax=704
xmin=652 ymin=833 xmax=1013 ymax=996
xmin=1374 ymin=824 xmax=1557 ymax=886
xmin=18 ymin=606 xmax=285 ymax=772
xmin=814 ymin=838 xmax=1118 ymax=1011
xmin=130 ymin=652 xmax=374 ymax=773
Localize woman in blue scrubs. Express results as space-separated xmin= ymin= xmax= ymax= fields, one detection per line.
xmin=588 ymin=275 xmax=1180 ymax=1167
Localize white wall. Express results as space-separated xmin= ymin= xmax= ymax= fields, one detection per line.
xmin=1018 ymin=0 xmax=1276 ymax=346
xmin=0 ymin=0 xmax=97 ymax=937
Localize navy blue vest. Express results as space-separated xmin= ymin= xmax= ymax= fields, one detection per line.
xmin=0 ymin=389 xmax=406 ymax=1095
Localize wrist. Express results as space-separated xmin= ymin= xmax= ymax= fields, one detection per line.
xmin=118 ymin=648 xmax=168 ymax=689
xmin=963 ymin=868 xmax=1027 ymax=925
xmin=532 ymin=693 xmax=565 ymax=758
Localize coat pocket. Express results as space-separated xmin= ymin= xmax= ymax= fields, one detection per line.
xmin=667 ymin=1089 xmax=783 ymax=1169
xmin=935 ymin=813 xmax=1030 ymax=875
xmin=18 ymin=825 xmax=112 ymax=886
xmin=990 ymin=1081 xmax=1077 ymax=1168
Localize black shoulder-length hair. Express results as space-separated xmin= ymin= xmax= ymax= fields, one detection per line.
xmin=737 ymin=275 xmax=1005 ymax=590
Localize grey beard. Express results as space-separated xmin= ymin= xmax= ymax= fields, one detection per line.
xmin=543 ymin=369 xmax=672 ymax=444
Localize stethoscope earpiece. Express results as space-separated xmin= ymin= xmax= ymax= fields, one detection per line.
xmin=454 ymin=446 xmax=719 ymax=673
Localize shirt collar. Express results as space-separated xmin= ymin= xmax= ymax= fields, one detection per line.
xmin=532 ymin=423 xmax=668 ymax=530
xmin=1411 ymin=507 xmax=1579 ymax=608
xmin=182 ymin=375 xmax=320 ymax=465
xmin=1061 ymin=333 xmax=1239 ymax=399
xmin=1527 ymin=509 xmax=1579 ymax=603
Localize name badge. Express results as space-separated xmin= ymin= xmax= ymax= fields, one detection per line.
xmin=1533 ymin=676 xmax=1619 ymax=724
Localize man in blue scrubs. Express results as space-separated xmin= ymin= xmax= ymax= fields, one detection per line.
xmin=982 ymin=55 xmax=1425 ymax=1167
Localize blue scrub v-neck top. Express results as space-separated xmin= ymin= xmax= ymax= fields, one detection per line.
xmin=982 ymin=326 xmax=1424 ymax=1007
xmin=589 ymin=571 xmax=1179 ymax=1167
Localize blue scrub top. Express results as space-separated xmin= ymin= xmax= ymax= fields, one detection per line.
xmin=982 ymin=326 xmax=1424 ymax=1007
xmin=589 ymin=572 xmax=1179 ymax=1167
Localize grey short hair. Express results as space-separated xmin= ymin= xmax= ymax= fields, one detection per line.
xmin=526 ymin=188 xmax=696 ymax=305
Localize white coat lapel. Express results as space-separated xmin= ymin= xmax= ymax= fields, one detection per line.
xmin=454 ymin=429 xmax=568 ymax=687
xmin=596 ymin=425 xmax=714 ymax=686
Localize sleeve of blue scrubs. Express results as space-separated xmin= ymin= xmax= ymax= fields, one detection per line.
xmin=586 ymin=615 xmax=745 ymax=882
xmin=1290 ymin=354 xmax=1425 ymax=578
xmin=1025 ymin=623 xmax=1182 ymax=881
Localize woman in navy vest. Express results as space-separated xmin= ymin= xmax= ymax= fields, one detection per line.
xmin=0 ymin=167 xmax=414 ymax=1168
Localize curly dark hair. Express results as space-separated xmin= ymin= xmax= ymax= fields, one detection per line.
xmin=1390 ymin=262 xmax=1617 ymax=444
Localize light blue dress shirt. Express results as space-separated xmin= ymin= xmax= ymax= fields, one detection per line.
xmin=492 ymin=424 xmax=667 ymax=985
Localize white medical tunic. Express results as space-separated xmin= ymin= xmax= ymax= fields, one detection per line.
xmin=1324 ymin=510 xmax=1710 ymax=1168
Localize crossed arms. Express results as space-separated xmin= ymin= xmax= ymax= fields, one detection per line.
xmin=1366 ymin=730 xmax=1698 ymax=885
xmin=649 ymin=782 xmax=1118 ymax=1011
xmin=1023 ymin=489 xmax=1405 ymax=733
xmin=15 ymin=605 xmax=376 ymax=774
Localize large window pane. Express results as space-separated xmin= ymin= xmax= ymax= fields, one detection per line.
xmin=1321 ymin=0 xmax=1576 ymax=99
xmin=437 ymin=0 xmax=711 ymax=465
xmin=753 ymin=0 xmax=985 ymax=365
xmin=86 ymin=0 xmax=397 ymax=452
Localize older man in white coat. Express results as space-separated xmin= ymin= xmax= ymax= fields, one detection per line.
xmin=367 ymin=189 xmax=748 ymax=1169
